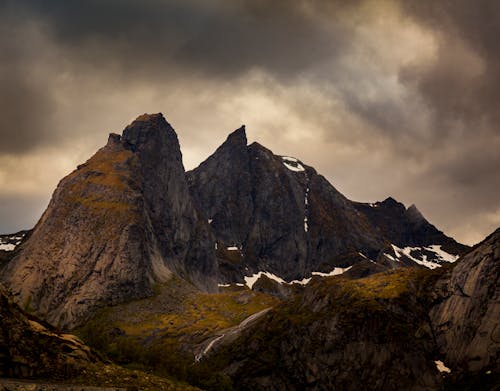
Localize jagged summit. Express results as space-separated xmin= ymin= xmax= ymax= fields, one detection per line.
xmin=1 ymin=114 xmax=217 ymax=330
xmin=218 ymin=125 xmax=248 ymax=149
xmin=406 ymin=203 xmax=425 ymax=224
xmin=1 ymin=115 xmax=470 ymax=328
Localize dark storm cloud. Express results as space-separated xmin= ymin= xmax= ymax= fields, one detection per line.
xmin=8 ymin=0 xmax=344 ymax=79
xmin=0 ymin=0 xmax=498 ymax=244
xmin=0 ymin=8 xmax=55 ymax=153
xmin=400 ymin=0 xmax=500 ymax=129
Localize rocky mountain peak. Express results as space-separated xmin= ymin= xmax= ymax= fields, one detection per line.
xmin=380 ymin=196 xmax=406 ymax=212
xmin=122 ymin=112 xmax=177 ymax=151
xmin=1 ymin=113 xmax=217 ymax=330
xmin=406 ymin=204 xmax=426 ymax=225
xmin=213 ymin=125 xmax=247 ymax=155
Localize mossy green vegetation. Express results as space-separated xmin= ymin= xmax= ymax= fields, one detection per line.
xmin=76 ymin=276 xmax=279 ymax=384
xmin=190 ymin=267 xmax=445 ymax=390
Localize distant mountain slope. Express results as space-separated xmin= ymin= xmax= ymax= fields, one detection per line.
xmin=1 ymin=114 xmax=218 ymax=329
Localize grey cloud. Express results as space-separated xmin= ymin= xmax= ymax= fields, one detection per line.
xmin=0 ymin=0 xmax=498 ymax=245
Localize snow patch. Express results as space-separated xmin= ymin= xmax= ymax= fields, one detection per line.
xmin=425 ymin=245 xmax=459 ymax=263
xmin=244 ymin=271 xmax=286 ymax=289
xmin=218 ymin=283 xmax=231 ymax=288
xmin=358 ymin=252 xmax=376 ymax=264
xmin=227 ymin=246 xmax=239 ymax=251
xmin=289 ymin=277 xmax=312 ymax=285
xmin=244 ymin=266 xmax=352 ymax=289
xmin=304 ymin=217 xmax=309 ymax=232
xmin=392 ymin=244 xmax=440 ymax=269
xmin=282 ymin=156 xmax=305 ymax=172
xmin=435 ymin=360 xmax=451 ymax=373
xmin=0 ymin=243 xmax=16 ymax=251
xmin=311 ymin=266 xmax=352 ymax=277
xmin=391 ymin=244 xmax=458 ymax=269
xmin=384 ymin=253 xmax=399 ymax=262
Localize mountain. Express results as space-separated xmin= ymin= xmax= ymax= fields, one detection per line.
xmin=0 ymin=115 xmax=469 ymax=329
xmin=1 ymin=113 xmax=218 ymax=330
xmin=187 ymin=127 xmax=469 ymax=284
xmin=192 ymin=227 xmax=499 ymax=390
xmin=0 ymin=113 xmax=493 ymax=390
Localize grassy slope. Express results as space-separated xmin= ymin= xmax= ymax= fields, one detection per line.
xmin=76 ymin=277 xmax=279 ymax=383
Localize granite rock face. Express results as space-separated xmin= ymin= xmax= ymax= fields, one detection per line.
xmin=1 ymin=114 xmax=217 ymax=330
xmin=0 ymin=285 xmax=99 ymax=379
xmin=430 ymin=227 xmax=500 ymax=373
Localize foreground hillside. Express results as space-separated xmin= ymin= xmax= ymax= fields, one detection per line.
xmin=190 ymin=229 xmax=499 ymax=390
xmin=0 ymin=284 xmax=198 ymax=390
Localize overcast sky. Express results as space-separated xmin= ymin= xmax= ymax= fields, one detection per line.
xmin=1 ymin=0 xmax=499 ymax=245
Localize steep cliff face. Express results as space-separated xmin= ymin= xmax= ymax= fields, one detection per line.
xmin=430 ymin=227 xmax=500 ymax=373
xmin=188 ymin=127 xmax=468 ymax=284
xmin=188 ymin=128 xmax=385 ymax=283
xmin=1 ymin=114 xmax=217 ymax=330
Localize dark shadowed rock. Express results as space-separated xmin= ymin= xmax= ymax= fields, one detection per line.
xmin=1 ymin=114 xmax=218 ymax=329
xmin=353 ymin=198 xmax=468 ymax=255
xmin=0 ymin=284 xmax=99 ymax=379
xmin=188 ymin=127 xmax=385 ymax=283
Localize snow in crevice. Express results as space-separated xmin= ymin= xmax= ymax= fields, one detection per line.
xmin=358 ymin=252 xmax=376 ymax=264
xmin=281 ymin=156 xmax=305 ymax=172
xmin=435 ymin=360 xmax=451 ymax=373
xmin=303 ymin=177 xmax=310 ymax=233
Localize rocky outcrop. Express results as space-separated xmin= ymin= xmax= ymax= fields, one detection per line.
xmin=430 ymin=227 xmax=500 ymax=373
xmin=0 ymin=284 xmax=99 ymax=379
xmin=188 ymin=127 xmax=385 ymax=283
xmin=1 ymin=114 xmax=218 ymax=330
